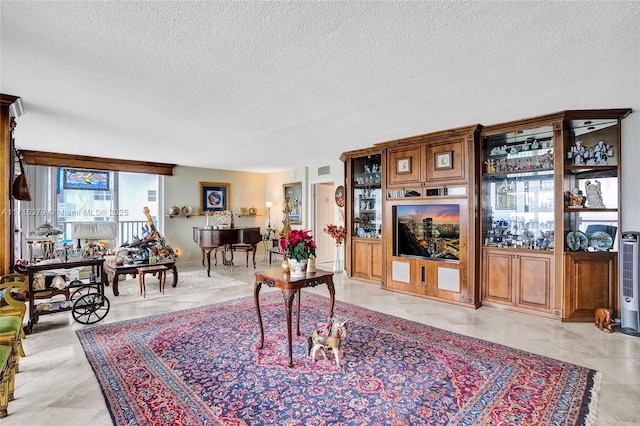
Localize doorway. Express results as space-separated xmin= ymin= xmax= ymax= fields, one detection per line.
xmin=313 ymin=182 xmax=335 ymax=264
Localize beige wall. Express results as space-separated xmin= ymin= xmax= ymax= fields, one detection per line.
xmin=162 ymin=166 xmax=267 ymax=262
xmin=163 ymin=160 xmax=345 ymax=264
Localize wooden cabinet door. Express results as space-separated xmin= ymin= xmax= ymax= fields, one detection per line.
xmin=516 ymin=253 xmax=553 ymax=312
xmin=352 ymin=239 xmax=383 ymax=282
xmin=482 ymin=249 xmax=514 ymax=305
xmin=352 ymin=240 xmax=370 ymax=278
xmin=425 ymin=138 xmax=466 ymax=183
xmin=370 ymin=240 xmax=383 ymax=280
xmin=564 ymin=252 xmax=617 ymax=321
xmin=387 ymin=146 xmax=422 ymax=186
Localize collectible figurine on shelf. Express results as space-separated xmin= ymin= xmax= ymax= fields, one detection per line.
xmin=585 ymin=180 xmax=605 ymax=208
xmin=592 ymin=140 xmax=613 ymax=165
xmin=567 ymin=188 xmax=585 ymax=208
xmin=568 ymin=140 xmax=587 ymax=165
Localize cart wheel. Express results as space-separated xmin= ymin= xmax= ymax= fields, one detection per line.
xmin=72 ymin=293 xmax=110 ymax=324
xmin=70 ymin=286 xmax=93 ymax=301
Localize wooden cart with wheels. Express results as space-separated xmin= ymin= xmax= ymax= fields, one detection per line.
xmin=23 ymin=258 xmax=110 ymax=334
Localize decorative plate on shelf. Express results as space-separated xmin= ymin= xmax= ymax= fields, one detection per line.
xmin=335 ymin=185 xmax=345 ymax=207
xmin=566 ymin=231 xmax=589 ymax=251
xmin=357 ymin=227 xmax=365 ymax=238
xmin=589 ymin=231 xmax=613 ymax=251
xmin=181 ymin=205 xmax=193 ymax=216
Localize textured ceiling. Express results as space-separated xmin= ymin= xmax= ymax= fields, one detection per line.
xmin=1 ymin=1 xmax=639 ymax=173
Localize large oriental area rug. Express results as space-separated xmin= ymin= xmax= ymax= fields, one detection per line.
xmin=77 ymin=292 xmax=600 ymax=425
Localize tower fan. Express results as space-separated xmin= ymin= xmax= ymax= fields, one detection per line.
xmin=615 ymin=231 xmax=640 ymax=336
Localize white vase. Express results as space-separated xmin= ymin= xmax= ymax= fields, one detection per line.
xmin=333 ymin=244 xmax=344 ymax=273
xmin=288 ymin=258 xmax=308 ymax=276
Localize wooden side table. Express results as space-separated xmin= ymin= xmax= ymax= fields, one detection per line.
xmin=108 ymin=260 xmax=177 ymax=296
xmin=137 ymin=265 xmax=168 ymax=297
xmin=254 ymin=268 xmax=335 ymax=367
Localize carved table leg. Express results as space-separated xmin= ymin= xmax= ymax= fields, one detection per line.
xmin=112 ymin=273 xmax=121 ymax=296
xmin=296 ymin=289 xmax=301 ymax=337
xmin=327 ymin=280 xmax=335 ymax=319
xmin=282 ymin=288 xmax=297 ymax=367
xmin=254 ymin=281 xmax=264 ymax=349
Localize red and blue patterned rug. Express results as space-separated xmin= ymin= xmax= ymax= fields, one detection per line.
xmin=77 ymin=292 xmax=600 ymax=425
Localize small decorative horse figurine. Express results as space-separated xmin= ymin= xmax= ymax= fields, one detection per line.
xmin=595 ymin=307 xmax=614 ymax=333
xmin=308 ymin=319 xmax=348 ymax=370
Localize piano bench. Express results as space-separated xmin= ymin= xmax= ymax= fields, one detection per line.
xmin=232 ymin=244 xmax=253 ymax=267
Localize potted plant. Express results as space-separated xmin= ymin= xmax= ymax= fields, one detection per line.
xmin=280 ymin=229 xmax=316 ymax=276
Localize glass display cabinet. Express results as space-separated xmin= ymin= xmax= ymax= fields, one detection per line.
xmin=352 ymin=157 xmax=382 ymax=239
xmin=562 ymin=112 xmax=628 ymax=321
xmin=342 ymin=150 xmax=383 ymax=281
xmin=481 ymin=125 xmax=556 ymax=251
xmin=480 ymin=109 xmax=630 ymax=321
xmin=563 ymin=117 xmax=620 ymax=252
xmin=480 ymin=122 xmax=559 ymax=318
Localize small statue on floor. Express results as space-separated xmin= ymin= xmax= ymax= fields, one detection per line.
xmin=308 ymin=319 xmax=348 ymax=371
xmin=595 ymin=308 xmax=613 ymax=333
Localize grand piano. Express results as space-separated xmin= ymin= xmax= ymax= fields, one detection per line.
xmin=193 ymin=226 xmax=262 ymax=276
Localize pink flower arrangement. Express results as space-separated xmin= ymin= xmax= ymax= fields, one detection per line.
xmin=280 ymin=229 xmax=316 ymax=261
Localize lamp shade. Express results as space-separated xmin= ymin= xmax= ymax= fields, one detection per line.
xmin=265 ymin=201 xmax=273 ymax=208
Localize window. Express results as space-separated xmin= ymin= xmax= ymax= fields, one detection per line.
xmin=93 ymin=191 xmax=113 ymax=201
xmin=22 ymin=166 xmax=161 ymax=247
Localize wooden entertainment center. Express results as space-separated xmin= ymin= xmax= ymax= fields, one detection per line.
xmin=342 ymin=109 xmax=631 ymax=321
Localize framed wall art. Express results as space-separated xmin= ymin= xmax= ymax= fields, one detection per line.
xmin=199 ymin=182 xmax=230 ymax=214
xmin=62 ymin=168 xmax=110 ymax=190
xmin=283 ymin=182 xmax=302 ymax=224
xmin=434 ymin=151 xmax=453 ymax=171
xmin=396 ymin=157 xmax=411 ymax=174
xmin=334 ymin=185 xmax=345 ymax=207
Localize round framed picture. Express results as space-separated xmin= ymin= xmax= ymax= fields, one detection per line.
xmin=335 ymin=185 xmax=345 ymax=207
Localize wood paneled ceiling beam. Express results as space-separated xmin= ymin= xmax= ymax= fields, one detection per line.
xmin=20 ymin=150 xmax=176 ymax=175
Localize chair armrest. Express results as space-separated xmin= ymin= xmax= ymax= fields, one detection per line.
xmin=0 ymin=332 xmax=17 ymax=344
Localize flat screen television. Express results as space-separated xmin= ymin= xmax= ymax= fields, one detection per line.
xmin=394 ymin=204 xmax=460 ymax=262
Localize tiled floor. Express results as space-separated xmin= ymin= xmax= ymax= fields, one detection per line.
xmin=5 ymin=259 xmax=640 ymax=425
